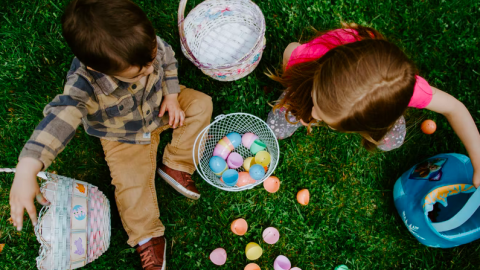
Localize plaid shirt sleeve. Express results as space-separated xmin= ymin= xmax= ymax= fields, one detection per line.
xmin=159 ymin=38 xmax=181 ymax=96
xmin=19 ymin=74 xmax=95 ymax=169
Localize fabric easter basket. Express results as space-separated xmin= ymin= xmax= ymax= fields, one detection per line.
xmin=0 ymin=168 xmax=111 ymax=269
xmin=178 ymin=0 xmax=266 ymax=81
xmin=193 ymin=113 xmax=280 ymax=191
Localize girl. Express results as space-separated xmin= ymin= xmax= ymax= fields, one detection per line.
xmin=267 ymin=24 xmax=480 ymax=186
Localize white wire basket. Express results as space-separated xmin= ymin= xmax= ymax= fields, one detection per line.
xmin=178 ymin=0 xmax=266 ymax=81
xmin=193 ymin=113 xmax=280 ymax=191
xmin=0 ymin=169 xmax=111 ymax=270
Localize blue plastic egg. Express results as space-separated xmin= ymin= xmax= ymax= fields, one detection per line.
xmin=222 ymin=169 xmax=239 ymax=186
xmin=226 ymin=132 xmax=242 ymax=148
xmin=249 ymin=164 xmax=265 ymax=180
xmin=209 ymin=156 xmax=228 ymax=176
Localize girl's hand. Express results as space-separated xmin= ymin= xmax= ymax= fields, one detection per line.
xmin=473 ymin=171 xmax=480 ymax=188
xmin=9 ymin=157 xmax=48 ymax=231
xmin=159 ymin=94 xmax=185 ymax=129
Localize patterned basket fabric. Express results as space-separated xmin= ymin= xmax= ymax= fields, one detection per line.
xmin=178 ymin=0 xmax=266 ymax=81
xmin=0 ymin=169 xmax=111 ymax=270
xmin=193 ymin=113 xmax=280 ymax=191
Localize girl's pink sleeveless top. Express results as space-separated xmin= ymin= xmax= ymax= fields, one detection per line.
xmin=287 ymin=29 xmax=432 ymax=108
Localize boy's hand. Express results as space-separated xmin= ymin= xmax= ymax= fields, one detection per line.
xmin=9 ymin=157 xmax=48 ymax=231
xmin=159 ymin=93 xmax=184 ymax=129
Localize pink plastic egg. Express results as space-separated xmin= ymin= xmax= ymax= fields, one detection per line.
xmin=297 ymin=189 xmax=310 ymax=205
xmin=213 ymin=144 xmax=231 ymax=160
xmin=242 ymin=132 xmax=259 ymax=149
xmin=231 ymin=218 xmax=248 ymax=236
xmin=263 ymin=176 xmax=280 ymax=193
xmin=237 ymin=172 xmax=256 ymax=187
xmin=291 ymin=268 xmax=302 ymax=270
xmin=227 ymin=152 xmax=243 ymax=169
xmin=262 ymin=227 xmax=280 ymax=244
xmin=210 ymin=248 xmax=227 ymax=266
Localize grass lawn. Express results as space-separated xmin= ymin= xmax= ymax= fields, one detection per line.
xmin=1 ymin=0 xmax=480 ymax=269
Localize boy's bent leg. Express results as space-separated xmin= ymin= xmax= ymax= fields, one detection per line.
xmin=163 ymin=86 xmax=213 ymax=174
xmin=101 ymin=129 xmax=165 ymax=247
xmin=158 ymin=86 xmax=212 ymax=199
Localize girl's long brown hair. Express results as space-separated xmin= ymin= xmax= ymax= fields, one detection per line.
xmin=269 ymin=25 xmax=417 ymax=150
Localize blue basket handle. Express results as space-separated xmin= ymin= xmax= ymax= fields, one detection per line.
xmin=432 ymin=186 xmax=480 ymax=232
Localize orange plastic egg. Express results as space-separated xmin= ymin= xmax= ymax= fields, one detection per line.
xmin=263 ymin=176 xmax=280 ymax=193
xmin=231 ymin=218 xmax=248 ymax=236
xmin=245 ymin=263 xmax=261 ymax=270
xmin=237 ymin=172 xmax=256 ymax=187
xmin=421 ymin=120 xmax=436 ymax=134
xmin=297 ymin=189 xmax=310 ymax=205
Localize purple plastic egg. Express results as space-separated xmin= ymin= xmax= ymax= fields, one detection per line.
xmin=242 ymin=133 xmax=259 ymax=149
xmin=274 ymin=255 xmax=291 ymax=270
xmin=227 ymin=152 xmax=243 ymax=169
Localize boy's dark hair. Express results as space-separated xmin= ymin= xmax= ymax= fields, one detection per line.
xmin=62 ymin=0 xmax=157 ymax=75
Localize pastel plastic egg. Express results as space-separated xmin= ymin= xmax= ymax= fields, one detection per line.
xmin=243 ymin=157 xmax=256 ymax=172
xmin=335 ymin=265 xmax=349 ymax=270
xmin=255 ymin=151 xmax=271 ymax=167
xmin=263 ymin=176 xmax=280 ymax=193
xmin=262 ymin=227 xmax=280 ymax=244
xmin=245 ymin=242 xmax=263 ymax=260
xmin=237 ymin=172 xmax=256 ymax=187
xmin=213 ymin=143 xmax=231 ymax=160
xmin=242 ymin=132 xmax=259 ymax=149
xmin=245 ymin=263 xmax=261 ymax=270
xmin=297 ymin=189 xmax=310 ymax=205
xmin=231 ymin=218 xmax=248 ymax=236
xmin=226 ymin=132 xmax=242 ymax=148
xmin=421 ymin=119 xmax=436 ymax=134
xmin=291 ymin=268 xmax=302 ymax=270
xmin=250 ymin=140 xmax=267 ymax=155
xmin=219 ymin=137 xmax=235 ymax=151
xmin=273 ymin=255 xmax=291 ymax=270
xmin=227 ymin=152 xmax=243 ymax=169
xmin=210 ymin=248 xmax=227 ymax=266
xmin=249 ymin=164 xmax=265 ymax=180
xmin=222 ymin=169 xmax=239 ymax=186
xmin=209 ymin=156 xmax=228 ymax=176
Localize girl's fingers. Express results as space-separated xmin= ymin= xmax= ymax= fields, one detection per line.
xmin=25 ymin=204 xmax=38 ymax=227
xmin=36 ymin=193 xmax=50 ymax=206
xmin=13 ymin=207 xmax=24 ymax=231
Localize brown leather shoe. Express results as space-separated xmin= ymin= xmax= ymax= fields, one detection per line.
xmin=136 ymin=236 xmax=166 ymax=270
xmin=157 ymin=164 xmax=200 ymax=200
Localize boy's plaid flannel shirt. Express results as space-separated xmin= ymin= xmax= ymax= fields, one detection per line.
xmin=19 ymin=37 xmax=180 ymax=169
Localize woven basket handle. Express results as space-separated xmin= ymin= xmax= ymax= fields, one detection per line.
xmin=178 ymin=0 xmax=201 ymax=67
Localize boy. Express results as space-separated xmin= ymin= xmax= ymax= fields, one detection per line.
xmin=9 ymin=0 xmax=212 ymax=269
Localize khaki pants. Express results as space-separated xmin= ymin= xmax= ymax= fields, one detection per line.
xmin=100 ymin=86 xmax=212 ymax=246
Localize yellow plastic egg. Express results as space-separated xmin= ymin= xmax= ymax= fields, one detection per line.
xmin=297 ymin=189 xmax=310 ymax=205
xmin=231 ymin=218 xmax=248 ymax=236
xmin=255 ymin=151 xmax=271 ymax=167
xmin=263 ymin=176 xmax=280 ymax=193
xmin=245 ymin=242 xmax=263 ymax=260
xmin=243 ymin=157 xmax=256 ymax=172
xmin=245 ymin=263 xmax=261 ymax=270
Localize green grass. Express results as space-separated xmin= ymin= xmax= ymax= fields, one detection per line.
xmin=1 ymin=0 xmax=480 ymax=269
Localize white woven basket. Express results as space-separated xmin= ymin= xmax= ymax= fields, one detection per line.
xmin=193 ymin=113 xmax=280 ymax=191
xmin=178 ymin=0 xmax=266 ymax=81
xmin=0 ymin=169 xmax=111 ymax=270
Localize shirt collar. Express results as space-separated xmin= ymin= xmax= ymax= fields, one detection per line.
xmin=87 ymin=69 xmax=130 ymax=95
